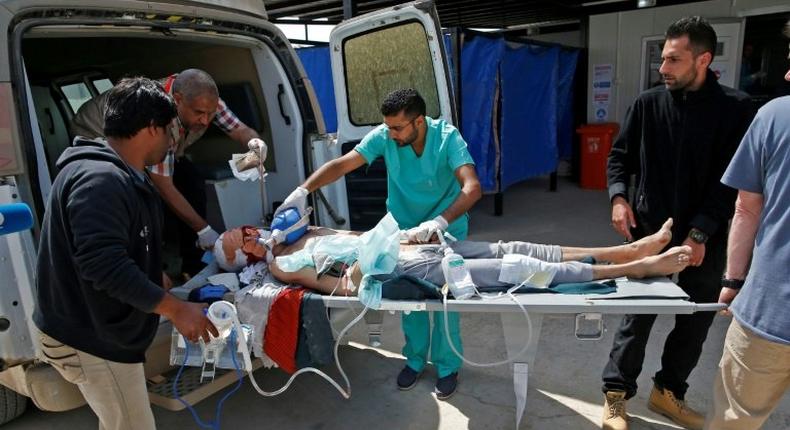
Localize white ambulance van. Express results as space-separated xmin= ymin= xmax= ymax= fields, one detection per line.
xmin=0 ymin=0 xmax=454 ymax=424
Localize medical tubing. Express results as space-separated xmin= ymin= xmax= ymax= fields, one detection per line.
xmin=434 ymin=229 xmax=535 ymax=366
xmin=173 ymin=331 xmax=245 ymax=430
xmin=441 ymin=289 xmax=533 ymax=368
xmin=327 ymin=264 xmax=362 ymax=338
xmin=173 ymin=341 xmax=213 ymax=429
xmin=218 ymin=332 xmax=245 ymax=427
xmin=229 ymin=302 xmax=367 ymax=399
xmin=435 ymin=228 xmax=535 ymax=367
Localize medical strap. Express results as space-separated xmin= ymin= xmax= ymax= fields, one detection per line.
xmin=278 ymin=206 xmax=313 ymax=238
xmin=262 ymin=207 xmax=314 ymax=252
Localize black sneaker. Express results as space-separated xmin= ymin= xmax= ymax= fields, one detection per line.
xmin=434 ymin=372 xmax=459 ymax=400
xmin=396 ymin=366 xmax=422 ymax=390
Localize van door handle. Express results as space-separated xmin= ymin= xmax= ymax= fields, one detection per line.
xmin=277 ymin=84 xmax=291 ymax=126
xmin=315 ymin=189 xmax=346 ymax=226
xmin=44 ymin=108 xmax=55 ymax=134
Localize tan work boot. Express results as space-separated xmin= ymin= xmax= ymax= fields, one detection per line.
xmin=602 ymin=390 xmax=629 ymax=430
xmin=647 ymin=385 xmax=704 ymax=429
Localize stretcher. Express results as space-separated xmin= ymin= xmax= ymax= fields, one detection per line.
xmin=172 ymin=263 xmax=725 ymax=428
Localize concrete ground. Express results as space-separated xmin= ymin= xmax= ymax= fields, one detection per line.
xmin=6 ymin=177 xmax=789 ymax=429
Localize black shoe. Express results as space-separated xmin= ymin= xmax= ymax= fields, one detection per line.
xmin=434 ymin=372 xmax=458 ymax=400
xmin=396 ymin=366 xmax=422 ymax=390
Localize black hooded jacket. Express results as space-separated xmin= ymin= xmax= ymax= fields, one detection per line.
xmin=607 ymin=70 xmax=754 ymax=243
xmin=34 ymin=138 xmax=166 ymax=363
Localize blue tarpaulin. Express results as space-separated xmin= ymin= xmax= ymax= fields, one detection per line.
xmin=557 ymin=50 xmax=580 ymax=160
xmin=297 ymin=46 xmax=337 ymax=133
xmin=459 ymin=32 xmax=579 ymax=192
xmin=500 ymin=44 xmax=560 ymax=190
xmin=296 ymin=33 xmax=579 ymax=193
xmin=460 ymin=35 xmax=505 ymax=192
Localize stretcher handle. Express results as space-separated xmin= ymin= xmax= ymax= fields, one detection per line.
xmin=693 ymin=303 xmax=728 ymax=312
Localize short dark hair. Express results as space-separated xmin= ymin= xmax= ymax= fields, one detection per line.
xmin=665 ymin=16 xmax=717 ymax=59
xmin=380 ymin=88 xmax=426 ymax=117
xmin=103 ymin=77 xmax=177 ymax=139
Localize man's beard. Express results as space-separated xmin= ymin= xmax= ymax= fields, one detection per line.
xmin=663 ymin=68 xmax=697 ymax=91
xmin=189 ymin=124 xmax=208 ymax=133
xmin=395 ymin=131 xmax=418 ymax=147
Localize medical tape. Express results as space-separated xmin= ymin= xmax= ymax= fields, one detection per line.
xmin=496 ymin=240 xmax=505 ymax=258
xmin=498 ymin=254 xmax=557 ymax=286
xmin=215 ymin=247 xmax=250 ymax=272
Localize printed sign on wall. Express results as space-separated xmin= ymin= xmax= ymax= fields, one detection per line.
xmin=592 ymin=63 xmax=613 ymax=122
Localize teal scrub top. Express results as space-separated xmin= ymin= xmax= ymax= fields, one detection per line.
xmin=354 ymin=117 xmax=475 ymax=240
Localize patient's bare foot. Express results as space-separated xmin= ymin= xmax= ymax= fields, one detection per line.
xmin=628 ymin=218 xmax=673 ymax=260
xmin=636 ymin=245 xmax=691 ymax=277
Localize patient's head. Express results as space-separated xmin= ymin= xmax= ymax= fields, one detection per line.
xmin=213 ymin=226 xmax=271 ymax=271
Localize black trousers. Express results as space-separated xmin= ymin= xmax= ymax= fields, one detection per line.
xmin=601 ymin=231 xmax=726 ymax=400
xmin=166 ymin=158 xmax=207 ymax=276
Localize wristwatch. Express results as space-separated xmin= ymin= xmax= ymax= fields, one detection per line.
xmin=688 ymin=228 xmax=709 ymax=244
xmin=721 ymin=278 xmax=745 ymax=290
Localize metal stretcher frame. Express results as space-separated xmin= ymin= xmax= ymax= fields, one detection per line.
xmin=318 ymin=277 xmax=723 ymax=428
xmin=176 ymin=267 xmax=724 ymax=428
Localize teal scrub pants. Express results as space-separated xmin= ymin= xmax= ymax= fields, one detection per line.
xmin=402 ymin=310 xmax=462 ymax=378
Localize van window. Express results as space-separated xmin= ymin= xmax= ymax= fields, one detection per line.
xmin=93 ymin=78 xmax=113 ymax=94
xmin=342 ymin=21 xmax=440 ymax=125
xmin=60 ymin=82 xmax=93 ymax=112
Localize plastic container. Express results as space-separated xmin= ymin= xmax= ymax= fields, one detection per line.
xmin=169 ymin=324 xmax=252 ymax=370
xmin=576 ymin=123 xmax=619 ymax=190
xmin=441 ymin=249 xmax=476 ymax=300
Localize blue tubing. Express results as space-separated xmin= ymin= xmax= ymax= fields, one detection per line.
xmin=173 ymin=330 xmax=245 ymax=430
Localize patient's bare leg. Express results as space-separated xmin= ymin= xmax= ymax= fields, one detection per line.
xmin=591 ymin=245 xmax=691 ymax=279
xmin=561 ymin=218 xmax=673 ymax=263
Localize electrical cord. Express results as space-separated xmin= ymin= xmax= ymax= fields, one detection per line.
xmin=173 ymin=330 xmax=245 ymax=430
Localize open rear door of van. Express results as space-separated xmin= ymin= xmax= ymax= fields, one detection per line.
xmin=326 ymin=0 xmax=455 ymax=231
xmin=330 ymin=1 xmax=456 ymax=230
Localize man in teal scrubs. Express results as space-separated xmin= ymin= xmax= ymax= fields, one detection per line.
xmin=277 ymin=88 xmax=481 ymax=399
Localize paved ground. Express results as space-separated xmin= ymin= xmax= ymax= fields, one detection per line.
xmin=6 ymin=177 xmax=789 ymax=429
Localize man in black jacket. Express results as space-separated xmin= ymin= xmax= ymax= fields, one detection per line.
xmin=34 ymin=77 xmax=217 ymax=430
xmin=600 ymin=17 xmax=754 ymax=430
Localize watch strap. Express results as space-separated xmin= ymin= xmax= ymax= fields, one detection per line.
xmin=688 ymin=228 xmax=708 ymax=244
xmin=721 ymin=278 xmax=745 ymax=290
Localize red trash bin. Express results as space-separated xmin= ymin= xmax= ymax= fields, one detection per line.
xmin=576 ymin=123 xmax=620 ymax=190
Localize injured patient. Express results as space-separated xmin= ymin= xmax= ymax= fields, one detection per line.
xmin=213 ymin=219 xmax=690 ymax=297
